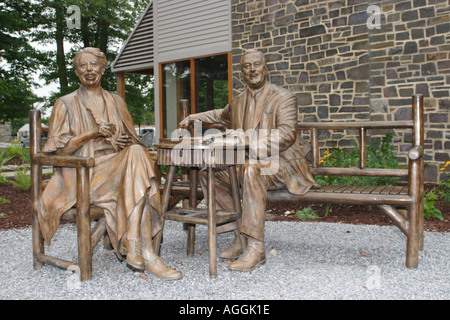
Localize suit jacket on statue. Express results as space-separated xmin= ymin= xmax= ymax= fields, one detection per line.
xmin=193 ymin=81 xmax=319 ymax=195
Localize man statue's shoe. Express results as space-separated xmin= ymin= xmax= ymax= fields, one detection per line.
xmin=121 ymin=237 xmax=145 ymax=271
xmin=144 ymin=254 xmax=183 ymax=281
xmin=219 ymin=234 xmax=247 ymax=260
xmin=227 ymin=243 xmax=266 ymax=272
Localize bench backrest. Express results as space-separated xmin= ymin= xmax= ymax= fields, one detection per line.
xmin=296 ymin=95 xmax=424 ymax=180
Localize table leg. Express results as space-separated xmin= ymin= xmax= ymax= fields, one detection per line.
xmin=187 ymin=168 xmax=198 ymax=256
xmin=207 ymin=167 xmax=217 ymax=278
xmin=154 ymin=165 xmax=176 ymax=254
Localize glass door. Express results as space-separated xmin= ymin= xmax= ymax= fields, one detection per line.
xmin=161 ymin=60 xmax=191 ymax=138
xmin=160 ymin=53 xmax=230 ymax=138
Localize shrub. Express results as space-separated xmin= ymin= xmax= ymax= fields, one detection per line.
xmin=423 ymin=190 xmax=444 ymax=221
xmin=295 ymin=207 xmax=320 ymax=220
xmin=6 ymin=143 xmax=30 ymax=164
xmin=434 ymin=174 xmax=449 ymax=205
xmin=12 ymin=167 xmax=31 ymax=190
xmin=0 ymin=197 xmax=9 ymax=218
xmin=0 ymin=150 xmax=13 ymax=166
xmin=0 ymin=197 xmax=10 ymax=204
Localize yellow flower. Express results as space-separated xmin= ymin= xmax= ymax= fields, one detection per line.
xmin=440 ymin=161 xmax=450 ymax=171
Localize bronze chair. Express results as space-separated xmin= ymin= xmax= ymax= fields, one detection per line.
xmin=30 ymin=109 xmax=109 ymax=281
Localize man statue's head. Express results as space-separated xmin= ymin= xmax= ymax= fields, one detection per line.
xmin=240 ymin=49 xmax=268 ymax=90
xmin=73 ymin=47 xmax=107 ymax=88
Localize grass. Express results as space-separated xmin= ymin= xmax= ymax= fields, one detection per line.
xmin=11 ymin=167 xmax=31 ymax=190
xmin=0 ymin=197 xmax=9 ymax=218
xmin=295 ymin=207 xmax=320 ymax=220
xmin=0 ymin=197 xmax=10 ymax=204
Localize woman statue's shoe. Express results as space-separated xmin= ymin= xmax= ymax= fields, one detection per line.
xmin=144 ymin=254 xmax=183 ymax=281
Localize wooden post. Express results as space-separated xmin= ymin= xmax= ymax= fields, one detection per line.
xmin=207 ymin=167 xmax=217 ymax=279
xmin=76 ymin=165 xmax=92 ymax=281
xmin=406 ymin=94 xmax=424 ymax=268
xmin=154 ymin=165 xmax=176 ymax=253
xmin=178 ymin=99 xmax=189 ymax=126
xmin=311 ymin=128 xmax=319 ymax=168
xmin=117 ymin=72 xmax=126 ymax=100
xmin=359 ymin=127 xmax=367 ymax=169
xmin=187 ymin=168 xmax=198 ymax=256
xmin=30 ymin=110 xmax=44 ymax=269
xmin=178 ymin=99 xmax=192 ymax=237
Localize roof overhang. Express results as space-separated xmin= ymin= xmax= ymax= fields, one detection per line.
xmin=111 ymin=1 xmax=154 ymax=74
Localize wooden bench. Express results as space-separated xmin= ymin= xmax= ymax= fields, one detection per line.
xmin=159 ymin=95 xmax=425 ymax=269
xmin=268 ymin=95 xmax=424 ymax=269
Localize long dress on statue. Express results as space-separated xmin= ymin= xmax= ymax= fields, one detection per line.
xmin=38 ymin=86 xmax=162 ymax=254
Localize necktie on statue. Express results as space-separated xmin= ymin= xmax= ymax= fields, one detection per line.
xmin=245 ymin=92 xmax=257 ymax=131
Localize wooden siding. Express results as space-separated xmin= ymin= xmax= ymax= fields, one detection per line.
xmin=154 ymin=0 xmax=231 ymax=63
xmin=111 ymin=2 xmax=154 ymax=72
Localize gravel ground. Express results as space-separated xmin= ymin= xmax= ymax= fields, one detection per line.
xmin=0 ymin=220 xmax=448 ymax=302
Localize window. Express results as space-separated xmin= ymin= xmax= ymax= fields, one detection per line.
xmin=195 ymin=54 xmax=229 ymax=113
xmin=160 ymin=53 xmax=231 ymax=138
xmin=161 ymin=60 xmax=191 ymax=138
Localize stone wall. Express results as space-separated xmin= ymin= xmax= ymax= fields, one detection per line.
xmin=231 ymin=0 xmax=450 ymax=182
xmin=0 ymin=123 xmax=11 ymax=143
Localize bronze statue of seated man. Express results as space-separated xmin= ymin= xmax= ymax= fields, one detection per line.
xmin=180 ymin=49 xmax=319 ymax=272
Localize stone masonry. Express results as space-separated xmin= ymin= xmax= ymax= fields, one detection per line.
xmin=231 ymin=0 xmax=450 ymax=182
xmin=0 ymin=123 xmax=11 ymax=143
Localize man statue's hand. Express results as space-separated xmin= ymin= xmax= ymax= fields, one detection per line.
xmin=179 ymin=115 xmax=198 ymax=129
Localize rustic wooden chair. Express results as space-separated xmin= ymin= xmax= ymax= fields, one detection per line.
xmin=30 ymin=110 xmax=109 ymax=281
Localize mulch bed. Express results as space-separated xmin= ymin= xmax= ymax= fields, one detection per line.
xmin=0 ymin=175 xmax=448 ymax=232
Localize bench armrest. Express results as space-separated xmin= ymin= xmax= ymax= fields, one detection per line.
xmin=32 ymin=153 xmax=95 ymax=168
xmin=408 ymin=146 xmax=424 ymax=161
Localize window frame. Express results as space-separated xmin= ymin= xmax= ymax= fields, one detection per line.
xmin=159 ymin=52 xmax=232 ymax=139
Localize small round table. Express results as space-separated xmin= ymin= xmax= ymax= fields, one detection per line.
xmin=155 ymin=139 xmax=244 ymax=278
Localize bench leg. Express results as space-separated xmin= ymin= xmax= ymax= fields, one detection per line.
xmin=419 ymin=195 xmax=424 ymax=252
xmin=406 ymin=203 xmax=420 ymax=268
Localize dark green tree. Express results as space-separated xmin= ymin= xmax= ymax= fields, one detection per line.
xmin=35 ymin=0 xmax=154 ymax=123
xmin=0 ymin=0 xmax=44 ymax=123
xmin=125 ymin=74 xmax=155 ymax=126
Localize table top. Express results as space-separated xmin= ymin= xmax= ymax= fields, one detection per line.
xmin=155 ymin=137 xmax=247 ymax=150
xmin=155 ymin=138 xmax=246 ymax=167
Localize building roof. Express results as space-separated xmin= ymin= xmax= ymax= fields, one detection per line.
xmin=111 ymin=1 xmax=154 ymax=73
xmin=18 ymin=124 xmax=29 ymax=132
